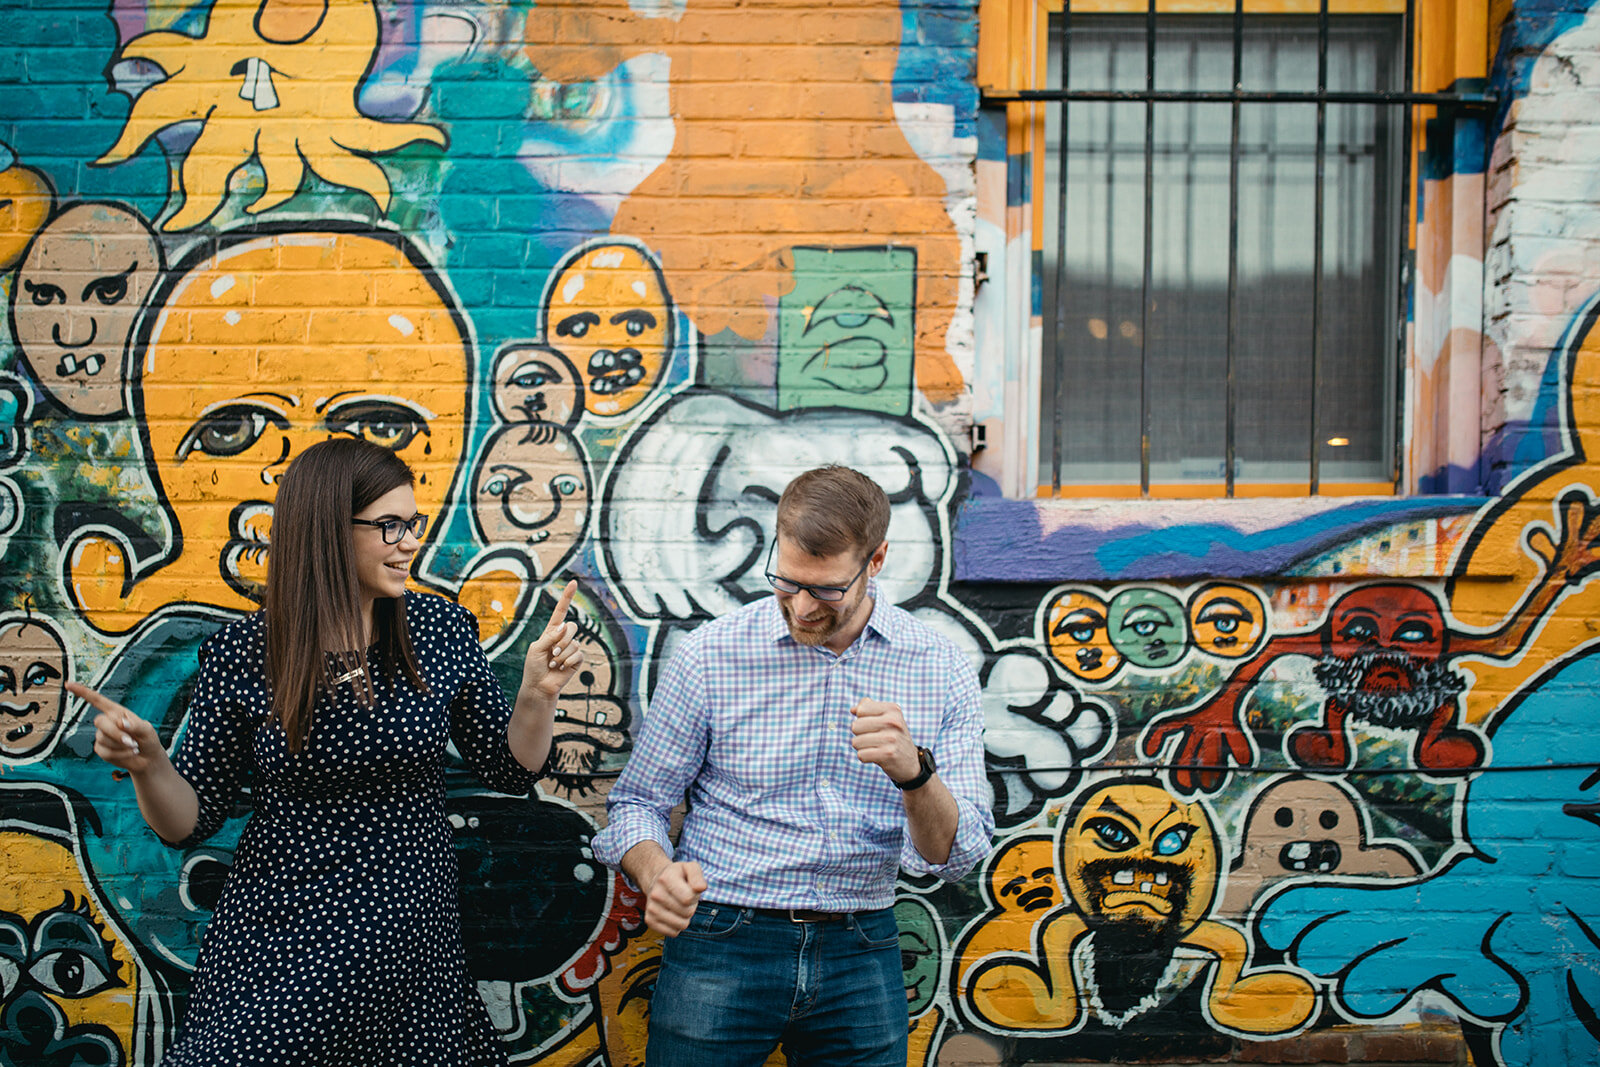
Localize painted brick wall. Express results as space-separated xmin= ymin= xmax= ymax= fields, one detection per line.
xmin=0 ymin=0 xmax=1597 ymax=1063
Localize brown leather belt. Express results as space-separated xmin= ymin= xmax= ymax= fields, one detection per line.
xmin=750 ymin=907 xmax=849 ymax=923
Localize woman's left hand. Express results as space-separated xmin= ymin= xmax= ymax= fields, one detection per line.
xmin=521 ymin=579 xmax=584 ymax=698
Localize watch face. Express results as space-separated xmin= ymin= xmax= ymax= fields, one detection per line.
xmin=919 ymin=746 xmax=936 ymax=774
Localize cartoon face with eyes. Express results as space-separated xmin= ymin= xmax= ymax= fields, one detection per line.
xmin=0 ymin=617 xmax=67 ymax=758
xmin=491 ymin=343 xmax=584 ymax=429
xmin=134 ymin=230 xmax=468 ymax=605
xmin=1188 ymin=583 xmax=1267 ymax=660
xmin=1106 ymin=588 xmax=1189 ymax=670
xmin=1063 ymin=778 xmax=1220 ymax=937
xmin=540 ymin=585 xmax=631 ymax=805
xmin=895 ymin=896 xmax=943 ymax=1017
xmin=543 ymin=242 xmax=672 ymax=419
xmin=0 ymin=788 xmax=147 ymax=1067
xmin=471 ymin=425 xmax=591 ymax=580
xmin=1042 ymin=588 xmax=1123 ymax=683
xmin=8 ymin=203 xmax=161 ymax=418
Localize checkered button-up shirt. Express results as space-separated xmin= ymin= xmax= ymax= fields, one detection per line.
xmin=593 ymin=584 xmax=994 ymax=911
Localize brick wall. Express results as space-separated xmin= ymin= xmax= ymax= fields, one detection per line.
xmin=1 ymin=0 xmax=1597 ymax=1063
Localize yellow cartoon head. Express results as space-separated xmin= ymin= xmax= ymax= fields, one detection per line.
xmin=0 ymin=787 xmax=147 ymax=1066
xmin=1062 ymin=779 xmax=1220 ymax=938
xmin=542 ymin=243 xmax=672 ymax=419
xmin=1042 ymin=588 xmax=1122 ymax=683
xmin=1188 ymin=583 xmax=1268 ymax=660
xmin=135 ymin=228 xmax=468 ymax=604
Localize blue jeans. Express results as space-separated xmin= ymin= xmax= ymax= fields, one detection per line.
xmin=646 ymin=904 xmax=908 ymax=1067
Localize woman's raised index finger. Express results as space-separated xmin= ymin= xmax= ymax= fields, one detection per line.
xmin=547 ymin=579 xmax=578 ymax=631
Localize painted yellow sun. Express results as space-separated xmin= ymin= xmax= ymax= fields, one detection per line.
xmin=95 ymin=0 xmax=446 ymax=231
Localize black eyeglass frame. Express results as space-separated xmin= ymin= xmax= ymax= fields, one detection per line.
xmin=351 ymin=514 xmax=429 ymax=545
xmin=764 ymin=540 xmax=872 ymax=602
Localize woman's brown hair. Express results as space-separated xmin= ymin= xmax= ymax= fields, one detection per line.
xmin=264 ymin=438 xmax=426 ymax=752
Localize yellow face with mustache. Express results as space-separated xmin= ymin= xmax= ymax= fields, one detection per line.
xmin=1061 ymin=780 xmax=1220 ymax=938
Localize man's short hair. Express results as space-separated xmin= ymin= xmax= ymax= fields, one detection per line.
xmin=775 ymin=465 xmax=890 ymax=558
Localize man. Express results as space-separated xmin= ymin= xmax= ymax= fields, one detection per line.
xmin=592 ymin=464 xmax=993 ymax=1066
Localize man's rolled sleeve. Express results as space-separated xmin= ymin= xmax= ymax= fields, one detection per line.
xmin=591 ymin=639 xmax=711 ymax=872
xmin=900 ymin=646 xmax=995 ymax=881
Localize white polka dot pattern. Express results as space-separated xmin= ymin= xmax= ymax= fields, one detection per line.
xmin=163 ymin=591 xmax=537 ymax=1066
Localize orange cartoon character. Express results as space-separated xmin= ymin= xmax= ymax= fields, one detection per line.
xmin=62 ymin=227 xmax=485 ymax=635
xmin=542 ymin=242 xmax=673 ymax=420
xmin=960 ymin=778 xmax=1317 ymax=1038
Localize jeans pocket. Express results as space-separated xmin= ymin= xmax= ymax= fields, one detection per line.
xmin=847 ymin=908 xmax=900 ymax=951
xmin=680 ymin=904 xmax=747 ymax=940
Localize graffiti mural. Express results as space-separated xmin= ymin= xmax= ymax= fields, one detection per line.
xmin=2 ymin=0 xmax=1600 ymax=1060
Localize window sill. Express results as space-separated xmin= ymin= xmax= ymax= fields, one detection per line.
xmin=952 ymin=492 xmax=1491 ymax=582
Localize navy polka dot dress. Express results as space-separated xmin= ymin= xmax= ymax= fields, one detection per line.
xmin=161 ymin=592 xmax=537 ymax=1066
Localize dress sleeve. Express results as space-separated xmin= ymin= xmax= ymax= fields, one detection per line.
xmin=590 ymin=634 xmax=711 ymax=873
xmin=170 ymin=628 xmax=260 ymax=848
xmin=899 ymin=641 xmax=995 ymax=881
xmin=448 ymin=604 xmax=541 ymax=796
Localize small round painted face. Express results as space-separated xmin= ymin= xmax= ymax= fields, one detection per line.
xmin=543 ymin=243 xmax=672 ymax=419
xmin=138 ymin=231 xmax=467 ymax=605
xmin=894 ymin=897 xmax=942 ymax=1017
xmin=1063 ymin=779 xmax=1220 ymax=936
xmin=10 ymin=203 xmax=160 ymax=418
xmin=470 ymin=425 xmax=591 ymax=580
xmin=351 ymin=484 xmax=423 ymax=607
xmin=0 ymin=830 xmax=139 ymax=1063
xmin=490 ymin=344 xmax=583 ymax=428
xmin=545 ymin=594 xmax=631 ymax=790
xmin=1107 ymin=588 xmax=1188 ymax=670
xmin=0 ymin=619 xmax=67 ymax=758
xmin=1188 ymin=583 xmax=1267 ymax=660
xmin=984 ymin=833 xmax=1060 ymax=917
xmin=1043 ymin=589 xmax=1122 ymax=683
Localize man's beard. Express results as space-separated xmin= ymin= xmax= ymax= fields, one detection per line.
xmin=779 ymin=588 xmax=863 ymax=646
xmin=1079 ymin=857 xmax=1191 ymax=1015
xmin=1314 ymin=649 xmax=1465 ymax=728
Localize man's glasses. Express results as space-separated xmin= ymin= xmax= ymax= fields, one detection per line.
xmin=352 ymin=514 xmax=429 ymax=545
xmin=764 ymin=541 xmax=870 ymax=602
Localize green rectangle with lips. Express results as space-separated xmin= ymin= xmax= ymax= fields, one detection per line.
xmin=777 ymin=246 xmax=917 ymax=417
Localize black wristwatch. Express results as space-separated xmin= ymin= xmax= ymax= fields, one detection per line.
xmin=893 ymin=746 xmax=937 ymax=791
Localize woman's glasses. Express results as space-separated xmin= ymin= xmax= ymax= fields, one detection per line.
xmin=352 ymin=514 xmax=429 ymax=545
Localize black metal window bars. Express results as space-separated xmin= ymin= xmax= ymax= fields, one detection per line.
xmin=983 ymin=0 xmax=1495 ymax=497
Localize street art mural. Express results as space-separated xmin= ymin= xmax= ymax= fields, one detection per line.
xmin=2 ymin=0 xmax=1600 ymax=1062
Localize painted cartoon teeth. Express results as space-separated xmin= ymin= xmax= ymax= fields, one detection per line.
xmin=55 ymin=353 xmax=105 ymax=377
xmin=1155 ymin=872 xmax=1168 ymax=885
xmin=1114 ymin=869 xmax=1134 ymax=885
xmin=1140 ymin=880 xmax=1153 ymax=893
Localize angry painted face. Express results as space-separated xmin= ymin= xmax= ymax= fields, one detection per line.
xmin=10 ymin=203 xmax=160 ymax=418
xmin=1063 ymin=779 xmax=1220 ymax=938
xmin=543 ymin=243 xmax=672 ymax=419
xmin=0 ymin=619 xmax=67 ymax=758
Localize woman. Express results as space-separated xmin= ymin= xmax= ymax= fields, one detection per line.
xmin=68 ymin=437 xmax=584 ymax=1065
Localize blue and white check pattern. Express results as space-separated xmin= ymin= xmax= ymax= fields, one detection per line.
xmin=593 ymin=582 xmax=994 ymax=911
